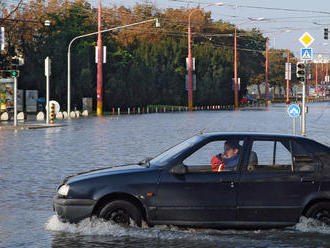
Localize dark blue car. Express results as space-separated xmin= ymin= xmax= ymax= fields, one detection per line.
xmin=53 ymin=132 xmax=330 ymax=228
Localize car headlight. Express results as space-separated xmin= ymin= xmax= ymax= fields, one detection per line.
xmin=58 ymin=184 xmax=70 ymax=197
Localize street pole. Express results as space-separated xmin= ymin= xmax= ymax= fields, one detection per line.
xmin=13 ymin=77 xmax=17 ymax=127
xmin=67 ymin=18 xmax=160 ymax=118
xmin=46 ymin=69 xmax=49 ymax=124
xmin=234 ymin=28 xmax=238 ymax=108
xmin=96 ymin=0 xmax=103 ymax=116
xmin=301 ymin=65 xmax=306 ymax=136
xmin=233 ymin=18 xmax=265 ymax=109
xmin=306 ymin=68 xmax=310 ymax=102
xmin=265 ymin=37 xmax=269 ymax=107
xmin=187 ymin=3 xmax=223 ymax=111
xmin=67 ymin=50 xmax=71 ymax=118
xmin=286 ymin=49 xmax=290 ymax=104
xmin=315 ymin=62 xmax=318 ymax=99
xmin=45 ymin=56 xmax=51 ymax=124
xmin=326 ymin=60 xmax=329 ymax=97
xmin=187 ymin=14 xmax=193 ymax=111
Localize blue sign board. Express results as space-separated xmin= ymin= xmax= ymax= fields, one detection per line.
xmin=288 ymin=104 xmax=301 ymax=118
xmin=301 ymin=48 xmax=313 ymax=60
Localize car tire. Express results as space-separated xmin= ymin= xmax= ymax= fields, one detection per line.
xmin=98 ymin=200 xmax=142 ymax=227
xmin=305 ymin=202 xmax=330 ymax=225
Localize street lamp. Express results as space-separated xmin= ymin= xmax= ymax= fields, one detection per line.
xmin=264 ymin=29 xmax=291 ymax=106
xmin=234 ymin=17 xmax=265 ymax=108
xmin=67 ymin=18 xmax=160 ymax=117
xmin=187 ymin=2 xmax=223 ymax=111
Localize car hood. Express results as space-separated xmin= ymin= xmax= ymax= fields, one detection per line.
xmin=62 ymin=164 xmax=149 ymax=184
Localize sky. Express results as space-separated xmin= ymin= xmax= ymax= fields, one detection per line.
xmin=4 ymin=0 xmax=330 ymax=60
xmin=94 ymin=0 xmax=330 ymax=61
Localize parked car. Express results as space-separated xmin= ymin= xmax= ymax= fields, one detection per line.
xmin=53 ymin=132 xmax=330 ymax=228
xmin=240 ymin=95 xmax=258 ymax=105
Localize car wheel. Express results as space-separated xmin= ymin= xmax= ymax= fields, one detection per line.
xmin=98 ymin=200 xmax=142 ymax=227
xmin=305 ymin=202 xmax=330 ymax=225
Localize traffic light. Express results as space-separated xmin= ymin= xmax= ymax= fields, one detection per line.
xmin=0 ymin=70 xmax=19 ymax=78
xmin=10 ymin=70 xmax=19 ymax=77
xmin=325 ymin=28 xmax=329 ymax=40
xmin=296 ymin=62 xmax=306 ymax=82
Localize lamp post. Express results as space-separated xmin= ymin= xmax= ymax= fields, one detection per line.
xmin=234 ymin=17 xmax=265 ymax=108
xmin=265 ymin=29 xmax=291 ymax=105
xmin=265 ymin=36 xmax=269 ymax=107
xmin=187 ymin=2 xmax=223 ymax=111
xmin=326 ymin=58 xmax=329 ymax=98
xmin=315 ymin=59 xmax=319 ymax=99
xmin=97 ymin=0 xmax=102 ymax=116
xmin=67 ymin=18 xmax=160 ymax=117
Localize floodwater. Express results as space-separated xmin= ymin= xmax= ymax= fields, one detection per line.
xmin=1 ymin=102 xmax=330 ymax=248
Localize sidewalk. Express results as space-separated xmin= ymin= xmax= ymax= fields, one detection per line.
xmin=0 ymin=123 xmax=66 ymax=131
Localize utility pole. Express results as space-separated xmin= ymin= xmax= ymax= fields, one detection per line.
xmin=315 ymin=62 xmax=318 ymax=99
xmin=234 ymin=28 xmax=238 ymax=108
xmin=326 ymin=60 xmax=329 ymax=97
xmin=96 ymin=0 xmax=103 ymax=116
xmin=187 ymin=14 xmax=193 ymax=111
xmin=286 ymin=49 xmax=290 ymax=104
xmin=265 ymin=37 xmax=269 ymax=106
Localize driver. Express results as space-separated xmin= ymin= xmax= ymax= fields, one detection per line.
xmin=211 ymin=140 xmax=240 ymax=172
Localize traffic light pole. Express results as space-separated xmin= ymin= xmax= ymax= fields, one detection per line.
xmin=13 ymin=77 xmax=17 ymax=127
xmin=301 ymin=62 xmax=307 ymax=136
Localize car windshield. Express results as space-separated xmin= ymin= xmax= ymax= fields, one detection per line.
xmin=150 ymin=135 xmax=202 ymax=167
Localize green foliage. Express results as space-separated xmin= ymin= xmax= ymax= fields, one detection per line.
xmin=7 ymin=1 xmax=290 ymax=111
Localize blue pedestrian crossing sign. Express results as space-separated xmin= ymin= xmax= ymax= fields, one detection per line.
xmin=288 ymin=104 xmax=301 ymax=118
xmin=301 ymin=48 xmax=313 ymax=60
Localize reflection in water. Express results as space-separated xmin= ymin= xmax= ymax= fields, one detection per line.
xmin=1 ymin=103 xmax=330 ymax=247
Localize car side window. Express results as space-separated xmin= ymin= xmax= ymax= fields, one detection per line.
xmin=292 ymin=141 xmax=316 ymax=172
xmin=248 ymin=140 xmax=293 ymax=172
xmin=183 ymin=139 xmax=243 ymax=173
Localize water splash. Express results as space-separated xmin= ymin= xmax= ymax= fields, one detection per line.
xmin=45 ymin=215 xmax=216 ymax=241
xmin=293 ymin=217 xmax=330 ymax=234
xmin=45 ymin=215 xmax=259 ymax=244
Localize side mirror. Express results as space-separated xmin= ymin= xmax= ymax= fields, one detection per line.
xmin=170 ymin=164 xmax=187 ymax=175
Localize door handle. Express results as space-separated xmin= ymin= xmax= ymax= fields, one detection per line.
xmin=219 ymin=180 xmax=235 ymax=188
xmin=301 ymin=177 xmax=314 ymax=183
xmin=219 ymin=179 xmax=232 ymax=183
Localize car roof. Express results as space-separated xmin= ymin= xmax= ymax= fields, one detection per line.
xmin=200 ymin=132 xmax=311 ymax=140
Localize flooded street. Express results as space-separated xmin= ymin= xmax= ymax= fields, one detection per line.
xmin=1 ymin=103 xmax=330 ymax=248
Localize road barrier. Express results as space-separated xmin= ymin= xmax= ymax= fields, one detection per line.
xmin=50 ymin=103 xmax=55 ymax=124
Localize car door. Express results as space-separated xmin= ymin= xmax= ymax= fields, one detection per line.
xmin=238 ymin=137 xmax=320 ymax=224
xmin=153 ymin=139 xmax=244 ymax=225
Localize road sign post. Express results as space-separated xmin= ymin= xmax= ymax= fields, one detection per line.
xmin=297 ymin=32 xmax=314 ymax=136
xmin=287 ymin=104 xmax=301 ymax=135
